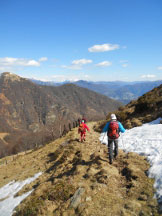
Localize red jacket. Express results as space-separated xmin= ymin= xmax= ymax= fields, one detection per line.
xmin=78 ymin=122 xmax=90 ymax=134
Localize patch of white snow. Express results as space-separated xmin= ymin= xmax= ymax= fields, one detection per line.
xmin=0 ymin=172 xmax=42 ymax=216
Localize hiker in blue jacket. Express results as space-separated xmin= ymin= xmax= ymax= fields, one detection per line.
xmin=103 ymin=113 xmax=125 ymax=164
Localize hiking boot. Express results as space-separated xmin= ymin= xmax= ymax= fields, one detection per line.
xmin=114 ymin=154 xmax=118 ymax=159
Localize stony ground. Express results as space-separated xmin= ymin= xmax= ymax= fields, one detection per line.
xmin=0 ymin=122 xmax=161 ymax=215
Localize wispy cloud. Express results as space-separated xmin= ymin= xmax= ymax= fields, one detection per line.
xmin=39 ymin=57 xmax=48 ymax=62
xmin=0 ymin=57 xmax=49 ymax=68
xmin=141 ymin=74 xmax=156 ymax=79
xmin=72 ymin=59 xmax=92 ymax=65
xmin=157 ymin=66 xmax=162 ymax=70
xmin=62 ymin=58 xmax=92 ymax=70
xmin=88 ymin=43 xmax=119 ymax=52
xmin=96 ymin=61 xmax=112 ymax=67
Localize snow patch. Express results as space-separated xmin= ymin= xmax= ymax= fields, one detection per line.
xmin=0 ymin=172 xmax=42 ymax=216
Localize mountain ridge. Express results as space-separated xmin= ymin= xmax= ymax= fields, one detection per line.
xmin=31 ymin=78 xmax=162 ymax=104
xmin=0 ymin=72 xmax=122 ymax=158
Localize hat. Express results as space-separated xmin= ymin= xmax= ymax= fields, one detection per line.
xmin=111 ymin=114 xmax=117 ymax=120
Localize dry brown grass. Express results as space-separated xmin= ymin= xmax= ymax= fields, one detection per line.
xmin=0 ymin=122 xmax=160 ymax=215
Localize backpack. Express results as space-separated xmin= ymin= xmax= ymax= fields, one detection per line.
xmin=107 ymin=121 xmax=119 ymax=139
xmin=78 ymin=123 xmax=85 ymax=133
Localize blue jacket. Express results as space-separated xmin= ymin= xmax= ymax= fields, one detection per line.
xmin=103 ymin=120 xmax=125 ymax=133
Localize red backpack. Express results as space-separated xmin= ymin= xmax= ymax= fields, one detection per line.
xmin=78 ymin=123 xmax=86 ymax=133
xmin=107 ymin=121 xmax=119 ymax=139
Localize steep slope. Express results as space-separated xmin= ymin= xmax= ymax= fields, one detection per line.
xmin=0 ymin=122 xmax=159 ymax=215
xmin=43 ymin=83 xmax=122 ymax=121
xmin=95 ymin=84 xmax=162 ymax=131
xmin=0 ymin=72 xmax=122 ymax=157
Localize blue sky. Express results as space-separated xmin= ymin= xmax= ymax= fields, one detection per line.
xmin=0 ymin=0 xmax=162 ymax=82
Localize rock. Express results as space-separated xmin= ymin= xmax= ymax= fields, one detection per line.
xmin=70 ymin=187 xmax=85 ymax=209
xmin=138 ymin=194 xmax=148 ymax=201
xmin=86 ymin=196 xmax=92 ymax=202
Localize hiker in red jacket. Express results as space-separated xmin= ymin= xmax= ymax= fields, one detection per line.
xmin=78 ymin=119 xmax=90 ymax=142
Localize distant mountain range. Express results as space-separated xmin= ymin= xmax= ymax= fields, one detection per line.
xmin=0 ymin=72 xmax=122 ymax=157
xmin=31 ymin=79 xmax=162 ymax=104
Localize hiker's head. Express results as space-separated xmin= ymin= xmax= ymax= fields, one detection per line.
xmin=82 ymin=120 xmax=85 ymax=123
xmin=111 ymin=114 xmax=117 ymax=120
xmin=82 ymin=117 xmax=87 ymax=123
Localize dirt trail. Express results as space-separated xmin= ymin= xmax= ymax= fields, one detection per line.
xmin=0 ymin=122 xmax=160 ymax=215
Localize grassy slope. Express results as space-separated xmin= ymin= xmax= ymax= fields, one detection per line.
xmin=0 ymin=122 xmax=160 ymax=216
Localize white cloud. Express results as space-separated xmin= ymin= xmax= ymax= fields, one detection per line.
xmin=141 ymin=74 xmax=156 ymax=79
xmin=0 ymin=57 xmax=41 ymax=67
xmin=39 ymin=57 xmax=48 ymax=62
xmin=72 ymin=59 xmax=92 ymax=65
xmin=25 ymin=60 xmax=40 ymax=66
xmin=96 ymin=61 xmax=112 ymax=67
xmin=157 ymin=66 xmax=162 ymax=70
xmin=62 ymin=58 xmax=92 ymax=70
xmin=88 ymin=43 xmax=119 ymax=52
xmin=0 ymin=57 xmax=18 ymax=66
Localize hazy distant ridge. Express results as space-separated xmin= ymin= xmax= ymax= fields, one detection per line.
xmin=31 ymin=79 xmax=162 ymax=104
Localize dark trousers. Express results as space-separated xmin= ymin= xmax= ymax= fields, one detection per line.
xmin=108 ymin=139 xmax=119 ymax=164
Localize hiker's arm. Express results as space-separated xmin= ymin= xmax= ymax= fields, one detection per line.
xmin=102 ymin=122 xmax=109 ymax=133
xmin=118 ymin=122 xmax=125 ymax=133
xmin=85 ymin=125 xmax=90 ymax=132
